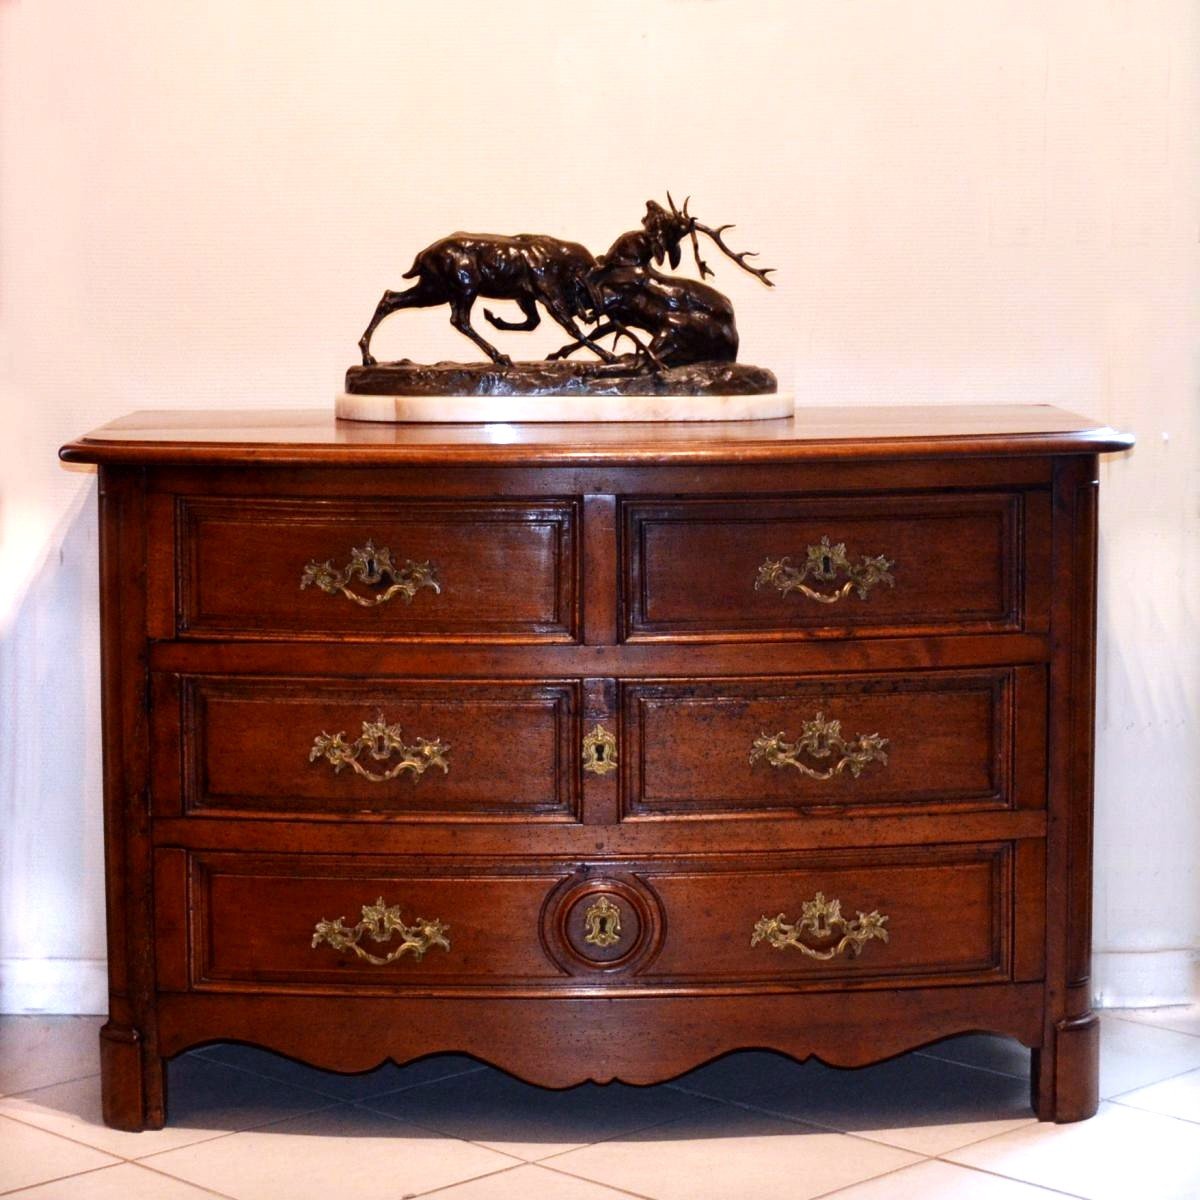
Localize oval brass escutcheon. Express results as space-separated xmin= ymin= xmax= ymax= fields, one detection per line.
xmin=583 ymin=895 xmax=622 ymax=948
xmin=540 ymin=875 xmax=662 ymax=974
xmin=564 ymin=890 xmax=636 ymax=965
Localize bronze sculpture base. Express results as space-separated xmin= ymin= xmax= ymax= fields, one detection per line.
xmin=345 ymin=358 xmax=777 ymax=398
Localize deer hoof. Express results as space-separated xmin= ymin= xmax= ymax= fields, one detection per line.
xmin=494 ymin=354 xmax=513 ymax=368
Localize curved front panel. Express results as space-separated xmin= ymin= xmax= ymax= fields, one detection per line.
xmin=153 ymin=675 xmax=582 ymax=821
xmin=173 ymin=496 xmax=579 ymax=642
xmin=154 ymin=844 xmax=1021 ymax=997
xmin=622 ymin=492 xmax=1047 ymax=642
xmin=620 ymin=669 xmax=1044 ymax=818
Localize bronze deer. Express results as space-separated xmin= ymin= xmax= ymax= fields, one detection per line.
xmin=550 ymin=196 xmax=775 ymax=369
xmin=357 ymin=198 xmax=774 ymax=370
xmin=357 ymin=233 xmax=616 ymax=367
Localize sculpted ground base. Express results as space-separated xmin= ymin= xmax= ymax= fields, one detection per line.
xmin=345 ymin=358 xmax=778 ymax=398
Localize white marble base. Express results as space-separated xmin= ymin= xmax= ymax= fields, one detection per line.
xmin=335 ymin=391 xmax=794 ymax=423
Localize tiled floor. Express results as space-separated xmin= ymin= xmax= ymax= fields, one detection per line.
xmin=1 ymin=1009 xmax=1199 ymax=1199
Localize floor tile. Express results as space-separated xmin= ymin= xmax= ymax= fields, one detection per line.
xmin=1107 ymin=1004 xmax=1200 ymax=1039
xmin=1 ymin=1161 xmax=235 ymax=1199
xmin=1095 ymin=1013 xmax=1200 ymax=1098
xmin=364 ymin=1067 xmax=719 ymax=1161
xmin=1112 ymin=1065 xmax=1200 ymax=1124
xmin=908 ymin=1014 xmax=1200 ymax=1100
xmin=142 ymin=1103 xmax=521 ymax=1200
xmin=916 ymin=1033 xmax=1033 ymax=1080
xmin=0 ymin=1017 xmax=103 ymax=1096
xmin=667 ymin=1049 xmax=1035 ymax=1155
xmin=192 ymin=1042 xmax=485 ymax=1100
xmin=812 ymin=1158 xmax=1079 ymax=1198
xmin=946 ymin=1101 xmax=1200 ymax=1200
xmin=0 ymin=1113 xmax=119 ymax=1194
xmin=434 ymin=1162 xmax=643 ymax=1199
xmin=0 ymin=1053 xmax=337 ymax=1159
xmin=546 ymin=1105 xmax=922 ymax=1200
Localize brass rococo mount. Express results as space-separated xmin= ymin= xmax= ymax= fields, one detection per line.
xmin=350 ymin=194 xmax=778 ymax=399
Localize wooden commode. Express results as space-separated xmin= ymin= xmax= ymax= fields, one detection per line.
xmin=60 ymin=405 xmax=1132 ymax=1130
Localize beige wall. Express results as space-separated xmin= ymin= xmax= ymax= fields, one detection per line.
xmin=1 ymin=0 xmax=1196 ymax=1010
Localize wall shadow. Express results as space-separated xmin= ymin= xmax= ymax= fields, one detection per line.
xmin=0 ymin=471 xmax=105 ymax=1011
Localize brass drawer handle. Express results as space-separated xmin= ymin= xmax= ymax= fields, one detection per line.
xmin=750 ymin=712 xmax=888 ymax=780
xmin=312 ymin=897 xmax=450 ymax=965
xmin=309 ymin=713 xmax=450 ymax=783
xmin=300 ymin=539 xmax=440 ymax=607
xmin=752 ymin=892 xmax=889 ymax=960
xmin=755 ymin=536 xmax=893 ymax=604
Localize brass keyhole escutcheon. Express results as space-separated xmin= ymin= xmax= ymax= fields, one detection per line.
xmin=583 ymin=896 xmax=622 ymax=948
xmin=582 ymin=723 xmax=618 ymax=776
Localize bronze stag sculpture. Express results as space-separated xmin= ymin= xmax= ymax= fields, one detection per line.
xmin=350 ymin=196 xmax=777 ymax=398
xmin=357 ymin=233 xmax=612 ymax=368
xmin=547 ymin=196 xmax=773 ymax=370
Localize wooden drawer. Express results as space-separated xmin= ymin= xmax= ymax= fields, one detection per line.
xmin=164 ymin=496 xmax=579 ymax=642
xmin=155 ymin=843 xmax=1024 ymax=995
xmin=152 ymin=675 xmax=581 ymax=821
xmin=620 ymin=668 xmax=1044 ymax=818
xmin=622 ymin=492 xmax=1048 ymax=642
xmin=640 ymin=843 xmax=1016 ymax=988
xmin=159 ymin=852 xmax=575 ymax=990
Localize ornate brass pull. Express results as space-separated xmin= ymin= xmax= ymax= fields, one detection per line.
xmin=300 ymin=539 xmax=440 ymax=607
xmin=752 ymin=892 xmax=889 ymax=960
xmin=582 ymin=723 xmax=618 ymax=776
xmin=583 ymin=896 xmax=622 ymax=948
xmin=750 ymin=712 xmax=888 ymax=780
xmin=755 ymin=536 xmax=894 ymax=604
xmin=312 ymin=897 xmax=450 ymax=965
xmin=309 ymin=713 xmax=449 ymax=783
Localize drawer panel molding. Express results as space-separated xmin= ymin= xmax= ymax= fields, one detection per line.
xmin=156 ymin=675 xmax=582 ymax=821
xmin=158 ymin=844 xmax=1018 ymax=996
xmin=642 ymin=843 xmax=1012 ymax=987
xmin=171 ymin=496 xmax=579 ymax=642
xmin=621 ymin=668 xmax=1044 ymax=819
xmin=623 ymin=492 xmax=1044 ymax=642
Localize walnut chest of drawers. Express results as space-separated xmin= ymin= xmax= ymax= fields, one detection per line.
xmin=60 ymin=404 xmax=1132 ymax=1130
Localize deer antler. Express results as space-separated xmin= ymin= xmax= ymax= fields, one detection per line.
xmin=682 ymin=196 xmax=715 ymax=281
xmin=666 ymin=192 xmax=714 ymax=280
xmin=664 ymin=194 xmax=776 ymax=286
xmin=692 ymin=220 xmax=776 ymax=288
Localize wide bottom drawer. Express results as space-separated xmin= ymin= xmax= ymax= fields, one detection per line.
xmin=155 ymin=842 xmax=1029 ymax=995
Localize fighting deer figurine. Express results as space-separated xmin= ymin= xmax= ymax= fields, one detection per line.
xmin=358 ymin=233 xmax=614 ymax=367
xmin=356 ymin=197 xmax=775 ymax=371
xmin=550 ymin=195 xmax=776 ymax=369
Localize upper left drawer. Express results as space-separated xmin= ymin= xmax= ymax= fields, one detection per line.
xmin=156 ymin=496 xmax=580 ymax=642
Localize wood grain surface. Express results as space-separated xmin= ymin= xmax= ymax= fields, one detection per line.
xmin=67 ymin=405 xmax=1128 ymax=1129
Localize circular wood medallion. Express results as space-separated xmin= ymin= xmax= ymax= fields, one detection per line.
xmin=540 ymin=874 xmax=663 ymax=974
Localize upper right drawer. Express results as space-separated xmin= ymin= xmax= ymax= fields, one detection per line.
xmin=622 ymin=492 xmax=1048 ymax=643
